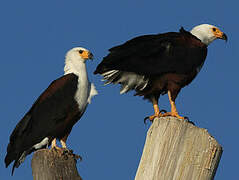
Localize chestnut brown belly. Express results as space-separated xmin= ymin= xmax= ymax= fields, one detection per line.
xmin=138 ymin=70 xmax=198 ymax=99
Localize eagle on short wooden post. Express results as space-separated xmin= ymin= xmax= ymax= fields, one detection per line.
xmin=5 ymin=47 xmax=98 ymax=175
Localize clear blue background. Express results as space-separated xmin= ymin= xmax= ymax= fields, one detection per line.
xmin=0 ymin=0 xmax=237 ymax=179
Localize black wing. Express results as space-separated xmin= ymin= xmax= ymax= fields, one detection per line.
xmin=95 ymin=29 xmax=207 ymax=76
xmin=5 ymin=73 xmax=82 ymax=173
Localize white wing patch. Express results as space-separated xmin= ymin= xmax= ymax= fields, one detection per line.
xmin=102 ymin=70 xmax=119 ymax=78
xmin=33 ymin=137 xmax=49 ymax=149
xmin=102 ymin=70 xmax=149 ymax=94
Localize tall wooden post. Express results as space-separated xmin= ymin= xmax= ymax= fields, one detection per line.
xmin=31 ymin=149 xmax=82 ymax=180
xmin=135 ymin=117 xmax=222 ymax=180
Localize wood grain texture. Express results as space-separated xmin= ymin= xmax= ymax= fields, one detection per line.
xmin=31 ymin=149 xmax=82 ymax=180
xmin=135 ymin=117 xmax=222 ymax=180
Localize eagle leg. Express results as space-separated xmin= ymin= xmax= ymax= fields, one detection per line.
xmin=144 ymin=97 xmax=164 ymax=123
xmin=60 ymin=134 xmax=78 ymax=156
xmin=160 ymin=91 xmax=185 ymax=119
xmin=60 ymin=134 xmax=69 ymax=149
xmin=51 ymin=138 xmax=61 ymax=150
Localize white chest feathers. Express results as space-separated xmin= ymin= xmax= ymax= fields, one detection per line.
xmin=74 ymin=77 xmax=98 ymax=111
xmin=64 ymin=60 xmax=98 ymax=110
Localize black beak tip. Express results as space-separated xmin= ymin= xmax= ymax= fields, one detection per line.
xmin=89 ymin=53 xmax=94 ymax=60
xmin=222 ymin=33 xmax=228 ymax=42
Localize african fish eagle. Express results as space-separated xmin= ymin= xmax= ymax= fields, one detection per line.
xmin=5 ymin=47 xmax=98 ymax=174
xmin=94 ymin=24 xmax=227 ymax=121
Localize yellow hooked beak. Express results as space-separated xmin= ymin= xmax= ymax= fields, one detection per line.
xmin=80 ymin=50 xmax=94 ymax=60
xmin=212 ymin=27 xmax=227 ymax=41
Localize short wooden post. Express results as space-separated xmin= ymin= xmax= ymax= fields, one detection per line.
xmin=135 ymin=117 xmax=222 ymax=180
xmin=31 ymin=149 xmax=82 ymax=180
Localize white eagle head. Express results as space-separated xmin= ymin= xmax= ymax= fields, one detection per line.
xmin=64 ymin=47 xmax=94 ymax=74
xmin=66 ymin=47 xmax=93 ymax=63
xmin=190 ymin=24 xmax=227 ymax=45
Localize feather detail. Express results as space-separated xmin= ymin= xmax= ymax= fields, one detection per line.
xmin=102 ymin=70 xmax=149 ymax=94
xmin=88 ymin=83 xmax=98 ymax=104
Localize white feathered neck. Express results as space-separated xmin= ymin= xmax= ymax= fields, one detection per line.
xmin=190 ymin=24 xmax=217 ymax=45
xmin=63 ymin=48 xmax=98 ymax=105
xmin=64 ymin=50 xmax=88 ymax=77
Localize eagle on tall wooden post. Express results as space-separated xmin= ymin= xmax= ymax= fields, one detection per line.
xmin=94 ymin=24 xmax=227 ymax=121
xmin=5 ymin=47 xmax=98 ymax=175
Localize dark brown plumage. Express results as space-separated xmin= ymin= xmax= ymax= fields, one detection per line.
xmin=5 ymin=74 xmax=83 ymax=174
xmin=5 ymin=47 xmax=97 ymax=175
xmin=94 ymin=25 xmax=227 ymax=121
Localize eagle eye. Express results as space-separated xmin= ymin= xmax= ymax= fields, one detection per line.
xmin=79 ymin=50 xmax=84 ymax=54
xmin=212 ymin=28 xmax=217 ymax=32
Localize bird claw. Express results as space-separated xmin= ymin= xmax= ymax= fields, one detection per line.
xmin=144 ymin=114 xmax=162 ymax=124
xmin=144 ymin=109 xmax=167 ymax=124
xmin=144 ymin=116 xmax=150 ymax=124
xmin=144 ymin=115 xmax=156 ymax=124
xmin=144 ymin=110 xmax=168 ymax=124
xmin=77 ymin=155 xmax=83 ymax=161
xmin=184 ymin=116 xmax=189 ymax=121
xmin=183 ymin=116 xmax=195 ymax=125
xmin=62 ymin=148 xmax=72 ymax=155
xmin=159 ymin=109 xmax=167 ymax=114
xmin=52 ymin=146 xmax=61 ymax=152
xmin=60 ymin=148 xmax=82 ymax=161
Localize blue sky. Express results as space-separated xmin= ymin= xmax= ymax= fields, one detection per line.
xmin=0 ymin=0 xmax=237 ymax=179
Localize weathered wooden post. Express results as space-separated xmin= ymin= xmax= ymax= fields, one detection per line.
xmin=31 ymin=149 xmax=82 ymax=180
xmin=135 ymin=117 xmax=222 ymax=180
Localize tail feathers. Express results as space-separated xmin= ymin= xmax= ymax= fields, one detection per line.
xmin=101 ymin=70 xmax=149 ymax=94
xmin=5 ymin=150 xmax=29 ymax=175
xmin=11 ymin=151 xmax=27 ymax=175
xmin=5 ymin=152 xmax=15 ymax=168
xmin=5 ymin=142 xmax=17 ymax=168
xmin=102 ymin=70 xmax=122 ymax=85
xmin=5 ymin=151 xmax=19 ymax=175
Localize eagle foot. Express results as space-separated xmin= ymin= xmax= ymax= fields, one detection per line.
xmin=160 ymin=112 xmax=185 ymax=120
xmin=51 ymin=146 xmax=61 ymax=151
xmin=159 ymin=113 xmax=195 ymax=125
xmin=51 ymin=146 xmax=70 ymax=154
xmin=144 ymin=115 xmax=158 ymax=124
xmin=61 ymin=148 xmax=82 ymax=161
xmin=144 ymin=110 xmax=167 ymax=124
xmin=62 ymin=148 xmax=73 ymax=155
xmin=51 ymin=146 xmax=66 ymax=156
